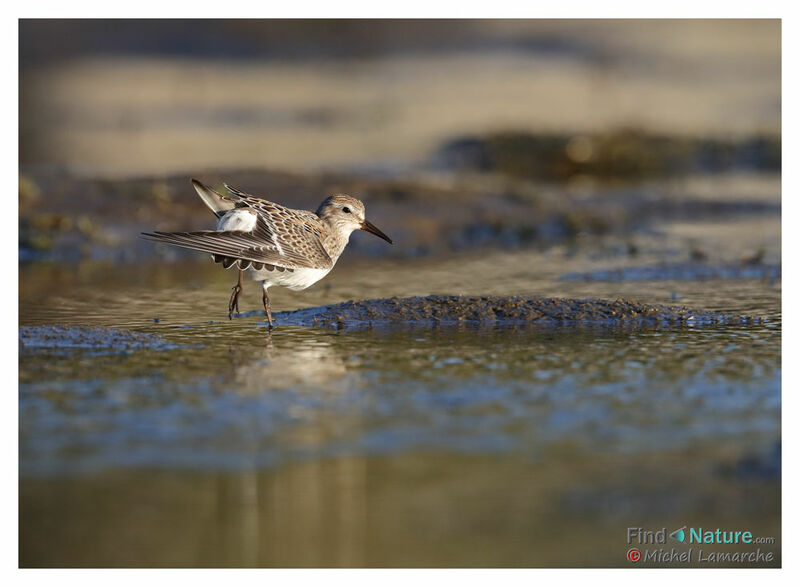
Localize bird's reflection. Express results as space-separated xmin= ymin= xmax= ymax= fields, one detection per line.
xmin=231 ymin=330 xmax=355 ymax=393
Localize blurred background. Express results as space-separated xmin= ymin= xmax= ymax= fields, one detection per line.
xmin=20 ymin=19 xmax=780 ymax=176
xmin=19 ymin=19 xmax=781 ymax=568
xmin=19 ymin=19 xmax=781 ymax=264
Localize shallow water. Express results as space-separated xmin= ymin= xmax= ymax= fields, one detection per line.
xmin=19 ymin=236 xmax=781 ymax=567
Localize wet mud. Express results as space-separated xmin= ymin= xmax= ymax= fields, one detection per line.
xmin=250 ymin=295 xmax=762 ymax=328
xmin=19 ymin=325 xmax=175 ymax=352
xmin=19 ymin=164 xmax=779 ymax=264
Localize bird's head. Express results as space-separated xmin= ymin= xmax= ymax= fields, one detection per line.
xmin=316 ymin=194 xmax=392 ymax=244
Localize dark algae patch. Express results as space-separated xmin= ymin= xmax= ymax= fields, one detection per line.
xmin=264 ymin=295 xmax=761 ymax=328
xmin=19 ymin=325 xmax=175 ymax=352
xmin=437 ymin=129 xmax=781 ymax=181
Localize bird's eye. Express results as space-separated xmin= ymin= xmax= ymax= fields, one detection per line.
xmin=342 ymin=206 xmax=351 ymax=214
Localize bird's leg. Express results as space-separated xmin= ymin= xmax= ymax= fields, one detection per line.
xmin=262 ymin=285 xmax=274 ymax=330
xmin=228 ymin=269 xmax=243 ymax=320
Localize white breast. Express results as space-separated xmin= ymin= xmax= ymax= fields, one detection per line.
xmin=251 ymin=266 xmax=332 ymax=291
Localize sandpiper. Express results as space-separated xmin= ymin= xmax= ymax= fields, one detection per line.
xmin=142 ymin=179 xmax=392 ymax=329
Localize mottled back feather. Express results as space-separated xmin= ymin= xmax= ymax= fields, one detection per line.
xmin=141 ymin=181 xmax=334 ymax=270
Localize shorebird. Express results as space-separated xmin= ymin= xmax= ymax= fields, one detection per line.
xmin=142 ymin=179 xmax=392 ymax=329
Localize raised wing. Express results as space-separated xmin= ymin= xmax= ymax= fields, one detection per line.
xmin=224 ymin=183 xmax=323 ymax=225
xmin=191 ymin=179 xmax=237 ymax=218
xmin=142 ymin=183 xmax=333 ymax=270
xmin=222 ymin=183 xmax=332 ymax=268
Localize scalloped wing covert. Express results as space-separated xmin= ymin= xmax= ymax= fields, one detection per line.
xmin=141 ymin=184 xmax=333 ymax=270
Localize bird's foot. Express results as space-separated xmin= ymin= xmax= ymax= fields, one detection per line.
xmin=228 ymin=284 xmax=242 ymax=320
xmin=263 ymin=289 xmax=274 ymax=330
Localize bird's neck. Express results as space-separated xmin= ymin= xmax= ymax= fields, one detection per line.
xmin=320 ymin=222 xmax=355 ymax=262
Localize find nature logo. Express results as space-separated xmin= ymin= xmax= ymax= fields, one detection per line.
xmin=670 ymin=526 xmax=686 ymax=542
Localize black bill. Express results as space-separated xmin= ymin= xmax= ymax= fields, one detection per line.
xmin=361 ymin=220 xmax=393 ymax=244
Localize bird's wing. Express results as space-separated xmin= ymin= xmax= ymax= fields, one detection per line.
xmin=142 ymin=190 xmax=333 ymax=270
xmin=224 ymin=183 xmax=324 ymax=227
xmin=222 ymin=183 xmax=332 ymax=267
xmin=191 ymin=179 xmax=237 ymax=218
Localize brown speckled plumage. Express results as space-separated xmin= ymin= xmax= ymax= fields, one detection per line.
xmin=143 ymin=183 xmax=334 ymax=270
xmin=141 ymin=179 xmax=392 ymax=328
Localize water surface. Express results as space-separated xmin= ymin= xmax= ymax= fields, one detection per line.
xmin=19 ymin=240 xmax=781 ymax=567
